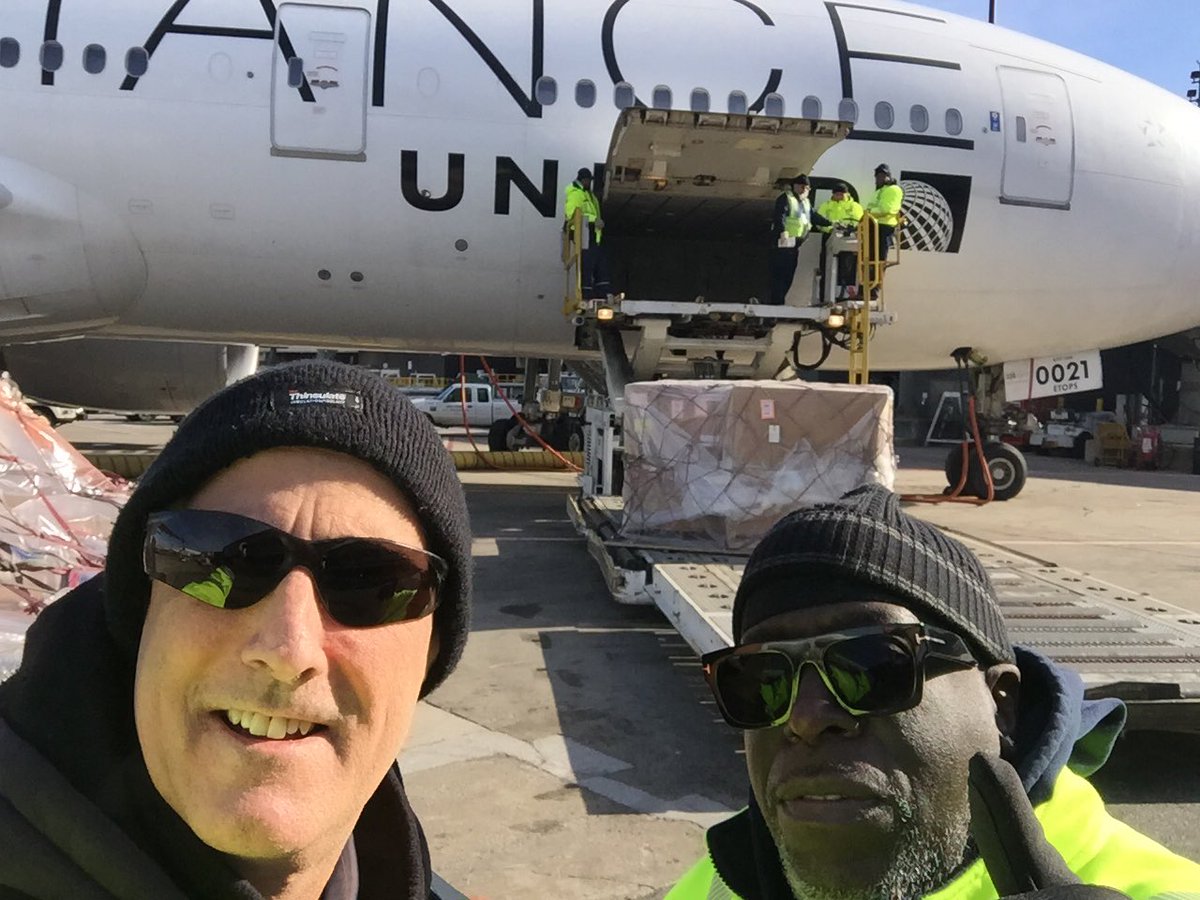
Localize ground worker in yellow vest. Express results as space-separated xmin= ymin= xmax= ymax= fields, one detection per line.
xmin=564 ymin=167 xmax=610 ymax=300
xmin=817 ymin=182 xmax=864 ymax=301
xmin=864 ymin=162 xmax=904 ymax=294
xmin=668 ymin=485 xmax=1200 ymax=900
xmin=768 ymin=174 xmax=831 ymax=306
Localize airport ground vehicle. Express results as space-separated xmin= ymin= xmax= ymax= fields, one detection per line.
xmin=26 ymin=401 xmax=85 ymax=427
xmin=410 ymin=383 xmax=524 ymax=429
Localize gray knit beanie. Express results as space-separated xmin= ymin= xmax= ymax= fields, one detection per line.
xmin=104 ymin=360 xmax=472 ymax=696
xmin=733 ymin=484 xmax=1013 ymax=665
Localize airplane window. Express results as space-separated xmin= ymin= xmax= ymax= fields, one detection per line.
xmin=82 ymin=44 xmax=106 ymax=74
xmin=575 ymin=79 xmax=596 ymax=108
xmin=614 ymin=82 xmax=635 ymax=109
xmin=535 ymin=75 xmax=557 ymax=105
xmin=690 ymin=88 xmax=710 ymax=113
xmin=728 ymin=91 xmax=748 ymax=115
xmin=1015 ymin=116 xmax=1027 ymax=142
xmin=874 ymin=101 xmax=894 ymax=129
xmin=287 ymin=57 xmax=305 ymax=89
xmin=764 ymin=93 xmax=785 ymax=117
xmin=0 ymin=38 xmax=19 ymax=69
xmin=838 ymin=98 xmax=858 ymax=124
xmin=652 ymin=85 xmax=672 ymax=109
xmin=125 ymin=47 xmax=149 ymax=77
xmin=945 ymin=107 xmax=963 ymax=135
xmin=910 ymin=104 xmax=928 ymax=132
xmin=802 ymin=95 xmax=821 ymax=119
xmin=39 ymin=41 xmax=63 ymax=72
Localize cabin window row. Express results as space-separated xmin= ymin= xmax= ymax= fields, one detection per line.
xmin=0 ymin=39 xmax=149 ymax=77
xmin=535 ymin=75 xmax=964 ymax=135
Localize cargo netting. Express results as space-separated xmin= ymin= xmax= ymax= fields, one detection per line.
xmin=621 ymin=380 xmax=895 ymax=551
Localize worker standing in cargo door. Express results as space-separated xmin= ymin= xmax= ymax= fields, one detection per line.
xmin=564 ymin=167 xmax=610 ymax=300
xmin=768 ymin=174 xmax=830 ymax=305
xmin=864 ymin=163 xmax=904 ymax=299
xmin=817 ymin=182 xmax=864 ymax=302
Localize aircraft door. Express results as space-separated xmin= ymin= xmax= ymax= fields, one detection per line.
xmin=997 ymin=67 xmax=1074 ymax=209
xmin=271 ymin=4 xmax=371 ymax=160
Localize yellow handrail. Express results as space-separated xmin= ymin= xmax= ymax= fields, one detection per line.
xmin=562 ymin=208 xmax=584 ymax=316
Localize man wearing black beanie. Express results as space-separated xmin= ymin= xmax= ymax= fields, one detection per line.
xmin=0 ymin=361 xmax=472 ymax=899
xmin=668 ymin=485 xmax=1200 ymax=899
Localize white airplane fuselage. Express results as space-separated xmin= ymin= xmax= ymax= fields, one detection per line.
xmin=1 ymin=0 xmax=1199 ymax=370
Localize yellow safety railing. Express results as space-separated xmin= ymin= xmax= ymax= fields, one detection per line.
xmin=562 ymin=208 xmax=584 ymax=316
xmin=845 ymin=213 xmax=904 ymax=385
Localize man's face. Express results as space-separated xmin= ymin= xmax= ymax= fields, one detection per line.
xmin=874 ymin=170 xmax=887 ymax=187
xmin=742 ymin=598 xmax=1006 ymax=899
xmin=833 ymin=190 xmax=846 ymax=201
xmin=134 ymin=447 xmax=437 ymax=870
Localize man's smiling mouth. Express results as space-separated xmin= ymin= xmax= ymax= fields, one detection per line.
xmin=221 ymin=708 xmax=326 ymax=741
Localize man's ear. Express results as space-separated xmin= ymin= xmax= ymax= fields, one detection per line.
xmin=425 ymin=629 xmax=441 ymax=677
xmin=985 ymin=663 xmax=1021 ymax=747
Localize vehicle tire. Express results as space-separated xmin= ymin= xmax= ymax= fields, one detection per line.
xmin=487 ymin=417 xmax=512 ymax=452
xmin=945 ymin=443 xmax=1027 ymax=501
xmin=980 ymin=442 xmax=1027 ymax=501
xmin=565 ymin=424 xmax=585 ymax=454
xmin=944 ymin=445 xmax=969 ymax=490
xmin=544 ymin=420 xmax=585 ymax=453
xmin=29 ymin=405 xmax=58 ymax=427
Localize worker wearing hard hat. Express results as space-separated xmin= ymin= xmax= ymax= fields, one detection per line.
xmin=817 ymin=183 xmax=864 ymax=301
xmin=864 ymin=163 xmax=904 ymax=292
xmin=817 ymin=182 xmax=864 ymax=230
xmin=564 ymin=167 xmax=610 ymax=300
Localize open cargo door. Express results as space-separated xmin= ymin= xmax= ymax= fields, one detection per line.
xmin=601 ymin=108 xmax=850 ymax=304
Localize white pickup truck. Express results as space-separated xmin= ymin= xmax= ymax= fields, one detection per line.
xmin=409 ymin=383 xmax=522 ymax=428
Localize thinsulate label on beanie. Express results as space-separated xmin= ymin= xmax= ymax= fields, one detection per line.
xmin=275 ymin=388 xmax=363 ymax=411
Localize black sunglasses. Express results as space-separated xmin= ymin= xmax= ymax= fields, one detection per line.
xmin=702 ymin=623 xmax=977 ymax=729
xmin=143 ymin=509 xmax=447 ymax=628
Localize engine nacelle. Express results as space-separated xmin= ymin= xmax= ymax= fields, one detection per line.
xmin=3 ymin=338 xmax=258 ymax=413
xmin=0 ymin=157 xmax=147 ymax=337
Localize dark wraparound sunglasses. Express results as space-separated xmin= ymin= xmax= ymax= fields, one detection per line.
xmin=702 ymin=623 xmax=978 ymax=729
xmin=143 ymin=509 xmax=447 ymax=627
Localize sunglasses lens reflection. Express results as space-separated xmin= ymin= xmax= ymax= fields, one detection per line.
xmin=715 ymin=633 xmax=920 ymax=726
xmin=716 ymin=652 xmax=794 ymax=726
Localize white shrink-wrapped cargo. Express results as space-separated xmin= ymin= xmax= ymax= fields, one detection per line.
xmin=621 ymin=380 xmax=895 ymax=551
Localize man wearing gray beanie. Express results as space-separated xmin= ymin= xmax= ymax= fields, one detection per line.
xmin=0 ymin=360 xmax=472 ymax=899
xmin=669 ymin=484 xmax=1200 ymax=899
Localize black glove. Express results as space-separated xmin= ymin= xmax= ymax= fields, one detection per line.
xmin=968 ymin=752 xmax=1128 ymax=899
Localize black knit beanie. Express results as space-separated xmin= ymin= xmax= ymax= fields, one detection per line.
xmin=732 ymin=484 xmax=1014 ymax=665
xmin=104 ymin=360 xmax=472 ymax=696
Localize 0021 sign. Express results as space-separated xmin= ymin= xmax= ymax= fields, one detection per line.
xmin=1003 ymin=350 xmax=1103 ymax=401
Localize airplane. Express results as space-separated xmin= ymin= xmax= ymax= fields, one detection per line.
xmin=0 ymin=0 xmax=1199 ymax=410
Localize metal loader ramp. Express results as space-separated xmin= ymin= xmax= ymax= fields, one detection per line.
xmin=569 ymin=495 xmax=1200 ymax=734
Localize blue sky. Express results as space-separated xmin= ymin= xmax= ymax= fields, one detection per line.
xmin=914 ymin=0 xmax=1198 ymax=97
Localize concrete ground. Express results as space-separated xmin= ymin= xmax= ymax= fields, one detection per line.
xmin=54 ymin=418 xmax=1200 ymax=897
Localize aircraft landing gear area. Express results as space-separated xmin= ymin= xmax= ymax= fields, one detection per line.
xmin=906 ymin=348 xmax=1029 ymax=505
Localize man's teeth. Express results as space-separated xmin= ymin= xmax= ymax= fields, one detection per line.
xmin=225 ymin=709 xmax=315 ymax=739
xmin=799 ymin=795 xmax=847 ymax=801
